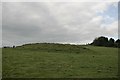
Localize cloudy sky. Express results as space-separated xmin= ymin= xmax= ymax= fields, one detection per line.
xmin=2 ymin=2 xmax=118 ymax=46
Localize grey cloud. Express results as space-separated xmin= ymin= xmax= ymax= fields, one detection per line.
xmin=2 ymin=2 xmax=117 ymax=46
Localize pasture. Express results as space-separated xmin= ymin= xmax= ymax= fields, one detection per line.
xmin=2 ymin=43 xmax=118 ymax=78
xmin=0 ymin=48 xmax=2 ymax=78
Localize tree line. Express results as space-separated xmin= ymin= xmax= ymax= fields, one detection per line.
xmin=90 ymin=36 xmax=120 ymax=48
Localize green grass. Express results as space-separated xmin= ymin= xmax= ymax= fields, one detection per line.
xmin=2 ymin=43 xmax=118 ymax=78
xmin=0 ymin=48 xmax=2 ymax=78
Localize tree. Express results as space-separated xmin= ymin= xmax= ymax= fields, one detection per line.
xmin=115 ymin=39 xmax=120 ymax=47
xmin=13 ymin=45 xmax=16 ymax=48
xmin=92 ymin=36 xmax=108 ymax=47
xmin=91 ymin=36 xmax=120 ymax=48
xmin=108 ymin=38 xmax=115 ymax=47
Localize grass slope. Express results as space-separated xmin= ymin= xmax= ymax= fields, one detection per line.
xmin=0 ymin=48 xmax=2 ymax=78
xmin=2 ymin=43 xmax=118 ymax=78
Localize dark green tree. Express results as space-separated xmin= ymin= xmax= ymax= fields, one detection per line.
xmin=108 ymin=38 xmax=115 ymax=47
xmin=91 ymin=36 xmax=120 ymax=48
xmin=115 ymin=39 xmax=120 ymax=47
xmin=92 ymin=36 xmax=108 ymax=47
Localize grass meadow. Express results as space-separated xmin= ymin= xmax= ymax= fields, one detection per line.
xmin=0 ymin=48 xmax=1 ymax=78
xmin=2 ymin=43 xmax=118 ymax=78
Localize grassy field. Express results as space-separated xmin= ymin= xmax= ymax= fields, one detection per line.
xmin=0 ymin=48 xmax=2 ymax=78
xmin=2 ymin=43 xmax=118 ymax=78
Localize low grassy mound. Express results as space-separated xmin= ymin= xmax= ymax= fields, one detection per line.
xmin=16 ymin=43 xmax=91 ymax=53
xmin=2 ymin=43 xmax=118 ymax=78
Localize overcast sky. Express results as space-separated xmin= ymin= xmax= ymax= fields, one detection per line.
xmin=2 ymin=2 xmax=118 ymax=46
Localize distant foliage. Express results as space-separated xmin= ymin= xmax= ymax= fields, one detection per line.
xmin=91 ymin=36 xmax=108 ymax=47
xmin=108 ymin=38 xmax=115 ymax=47
xmin=115 ymin=39 xmax=120 ymax=48
xmin=91 ymin=36 xmax=120 ymax=48
xmin=13 ymin=45 xmax=16 ymax=48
